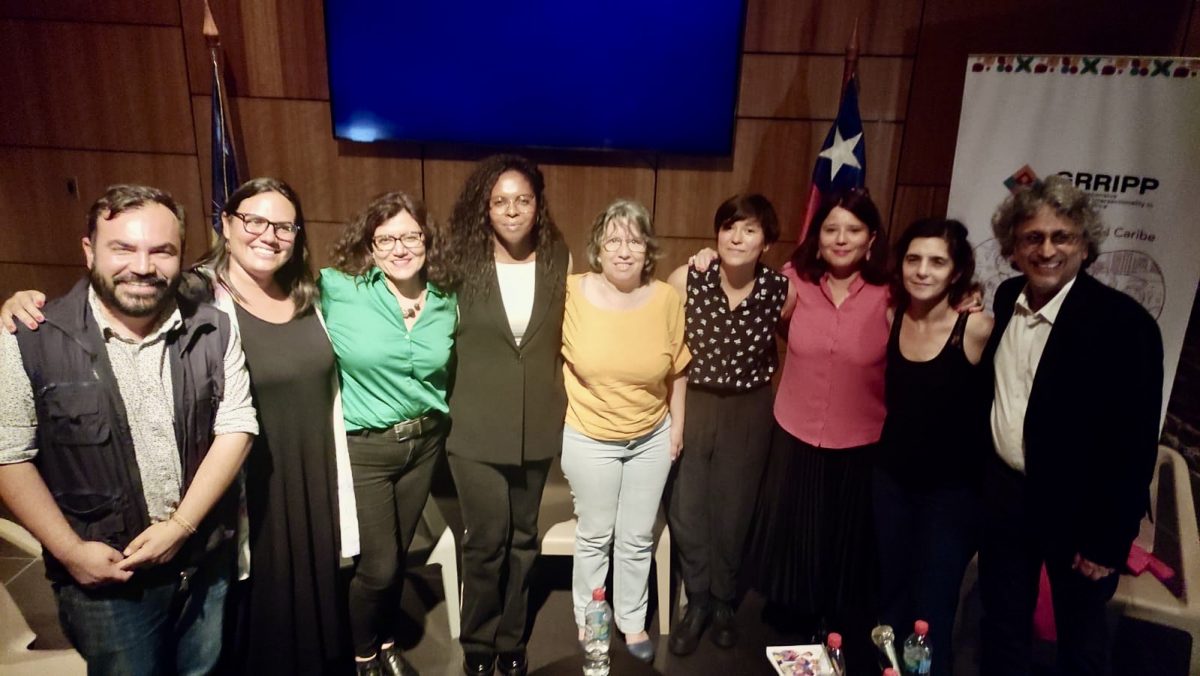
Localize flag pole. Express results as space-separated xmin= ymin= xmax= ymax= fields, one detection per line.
xmin=797 ymin=22 xmax=863 ymax=241
xmin=204 ymin=0 xmax=240 ymax=239
xmin=841 ymin=17 xmax=860 ymax=93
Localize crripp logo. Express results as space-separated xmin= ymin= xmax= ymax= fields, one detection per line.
xmin=1003 ymin=165 xmax=1039 ymax=193
xmin=1057 ymin=171 xmax=1159 ymax=195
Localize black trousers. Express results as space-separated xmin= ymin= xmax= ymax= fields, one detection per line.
xmin=668 ymin=384 xmax=772 ymax=605
xmin=448 ymin=454 xmax=553 ymax=654
xmin=979 ymin=456 xmax=1119 ymax=676
xmin=873 ymin=468 xmax=978 ymax=676
xmin=346 ymin=426 xmax=443 ymax=657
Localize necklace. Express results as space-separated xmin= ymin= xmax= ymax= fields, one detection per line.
xmin=397 ymin=288 xmax=426 ymax=319
xmin=401 ymin=300 xmax=423 ymax=319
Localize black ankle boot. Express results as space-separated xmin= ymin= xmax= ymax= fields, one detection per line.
xmin=356 ymin=658 xmax=384 ymax=676
xmin=710 ymin=600 xmax=738 ymax=648
xmin=380 ymin=644 xmax=419 ymax=676
xmin=668 ymin=601 xmax=712 ymax=656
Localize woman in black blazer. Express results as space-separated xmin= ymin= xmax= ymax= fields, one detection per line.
xmin=442 ymin=155 xmax=571 ymax=676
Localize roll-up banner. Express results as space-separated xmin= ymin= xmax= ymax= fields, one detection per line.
xmin=947 ymin=54 xmax=1200 ymax=421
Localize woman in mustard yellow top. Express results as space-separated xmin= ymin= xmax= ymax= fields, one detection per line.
xmin=560 ymin=199 xmax=690 ymax=663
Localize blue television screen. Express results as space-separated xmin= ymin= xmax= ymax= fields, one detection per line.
xmin=325 ymin=1 xmax=745 ymax=154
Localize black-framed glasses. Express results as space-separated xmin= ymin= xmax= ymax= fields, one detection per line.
xmin=372 ymin=232 xmax=426 ymax=252
xmin=490 ymin=195 xmax=535 ymax=212
xmin=1018 ymin=230 xmax=1081 ymax=249
xmin=601 ymin=236 xmax=647 ymax=253
xmin=233 ymin=212 xmax=300 ymax=240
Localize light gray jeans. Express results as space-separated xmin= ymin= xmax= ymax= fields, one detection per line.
xmin=561 ymin=416 xmax=672 ymax=634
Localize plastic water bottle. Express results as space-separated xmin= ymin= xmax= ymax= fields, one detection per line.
xmin=902 ymin=619 xmax=932 ymax=675
xmin=826 ymin=632 xmax=846 ymax=676
xmin=583 ymin=588 xmax=612 ymax=676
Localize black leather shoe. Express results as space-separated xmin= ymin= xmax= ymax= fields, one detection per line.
xmin=380 ymin=644 xmax=420 ymax=676
xmin=668 ymin=602 xmax=712 ymax=656
xmin=710 ymin=601 xmax=737 ymax=648
xmin=495 ymin=650 xmax=527 ymax=676
xmin=463 ymin=651 xmax=495 ymax=676
xmin=356 ymin=658 xmax=384 ymax=676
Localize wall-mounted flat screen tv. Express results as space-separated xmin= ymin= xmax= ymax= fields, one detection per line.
xmin=325 ymin=1 xmax=745 ymax=155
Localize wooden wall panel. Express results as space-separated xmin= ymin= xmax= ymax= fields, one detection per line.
xmin=191 ymin=96 xmax=422 ymax=224
xmin=744 ymin=0 xmax=923 ymax=55
xmin=656 ymin=119 xmax=902 ymax=243
xmin=302 ymin=220 xmax=343 ymax=272
xmin=898 ymin=0 xmax=1193 ymax=186
xmin=739 ymin=55 xmax=912 ymax=120
xmin=0 ymin=263 xmax=85 ymax=302
xmin=888 ymin=184 xmax=951 ymax=245
xmin=181 ymin=0 xmax=329 ymax=99
xmin=1185 ymin=0 xmax=1200 ymax=55
xmin=0 ymin=147 xmax=207 ymax=266
xmin=422 ymin=157 xmax=657 ymax=266
xmin=0 ymin=1 xmax=180 ymax=24
xmin=0 ymin=21 xmax=194 ymax=153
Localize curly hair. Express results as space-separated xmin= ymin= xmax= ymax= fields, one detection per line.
xmin=330 ymin=190 xmax=449 ymax=287
xmin=444 ymin=154 xmax=564 ymax=297
xmin=585 ymin=199 xmax=662 ymax=285
xmin=991 ymin=174 xmax=1105 ymax=268
xmin=789 ymin=187 xmax=889 ymax=285
xmin=890 ymin=218 xmax=976 ymax=308
xmin=195 ymin=177 xmax=319 ymax=317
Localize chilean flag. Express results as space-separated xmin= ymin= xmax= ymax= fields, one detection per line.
xmin=799 ymin=73 xmax=866 ymax=239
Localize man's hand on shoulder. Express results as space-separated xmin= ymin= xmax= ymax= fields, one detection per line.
xmin=1 ymin=290 xmax=47 ymax=333
xmin=61 ymin=540 xmax=134 ymax=587
xmin=118 ymin=520 xmax=191 ymax=571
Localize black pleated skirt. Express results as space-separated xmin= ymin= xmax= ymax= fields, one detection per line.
xmin=746 ymin=423 xmax=880 ymax=646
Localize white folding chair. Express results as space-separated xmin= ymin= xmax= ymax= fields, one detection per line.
xmin=1110 ymin=445 xmax=1200 ymax=673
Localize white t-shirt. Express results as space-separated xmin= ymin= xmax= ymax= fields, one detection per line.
xmin=496 ymin=261 xmax=537 ymax=345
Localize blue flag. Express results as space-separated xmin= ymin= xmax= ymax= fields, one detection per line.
xmin=211 ymin=56 xmax=238 ymax=235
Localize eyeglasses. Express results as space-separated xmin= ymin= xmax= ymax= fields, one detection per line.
xmin=1018 ymin=230 xmax=1081 ymax=249
xmin=601 ymin=237 xmax=647 ymax=253
xmin=490 ymin=195 xmax=535 ymax=213
xmin=233 ymin=212 xmax=300 ymax=240
xmin=372 ymin=232 xmax=426 ymax=252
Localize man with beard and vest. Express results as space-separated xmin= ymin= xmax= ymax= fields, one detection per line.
xmin=0 ymin=184 xmax=257 ymax=675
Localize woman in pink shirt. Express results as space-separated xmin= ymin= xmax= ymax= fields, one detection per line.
xmin=748 ymin=187 xmax=890 ymax=672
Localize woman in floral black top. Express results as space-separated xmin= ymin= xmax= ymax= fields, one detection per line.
xmin=665 ymin=194 xmax=792 ymax=656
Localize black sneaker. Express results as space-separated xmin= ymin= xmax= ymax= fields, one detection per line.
xmin=668 ymin=602 xmax=712 ymax=656
xmin=710 ymin=601 xmax=738 ymax=649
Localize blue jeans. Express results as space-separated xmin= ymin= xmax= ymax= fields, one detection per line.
xmin=561 ymin=416 xmax=672 ymax=634
xmin=55 ymin=555 xmax=230 ymax=676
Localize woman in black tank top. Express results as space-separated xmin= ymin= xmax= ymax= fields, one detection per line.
xmin=874 ymin=219 xmax=994 ymax=676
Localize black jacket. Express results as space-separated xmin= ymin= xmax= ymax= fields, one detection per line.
xmin=445 ymin=240 xmax=569 ymax=465
xmin=15 ymin=279 xmax=234 ymax=583
xmin=983 ymin=273 xmax=1163 ymax=569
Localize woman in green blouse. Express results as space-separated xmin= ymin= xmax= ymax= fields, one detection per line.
xmin=319 ymin=191 xmax=455 ymax=676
